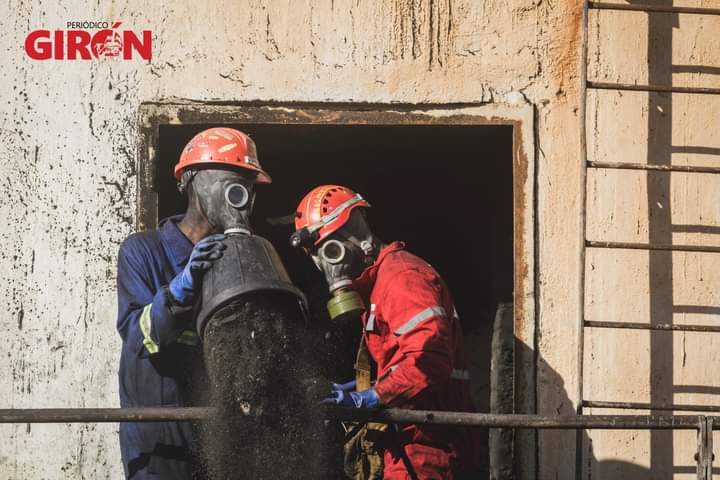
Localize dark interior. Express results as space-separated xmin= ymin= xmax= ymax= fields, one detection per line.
xmin=157 ymin=122 xmax=514 ymax=475
xmin=158 ymin=123 xmax=513 ymax=324
xmin=158 ymin=123 xmax=512 ymax=415
xmin=159 ymin=122 xmax=513 ymax=349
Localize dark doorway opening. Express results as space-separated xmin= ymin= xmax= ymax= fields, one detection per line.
xmin=158 ymin=123 xmax=513 ymax=328
xmin=157 ymin=122 xmax=514 ymax=474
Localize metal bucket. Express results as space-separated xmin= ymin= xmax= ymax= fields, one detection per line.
xmin=196 ymin=234 xmax=308 ymax=337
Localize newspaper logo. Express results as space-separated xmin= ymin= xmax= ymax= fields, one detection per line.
xmin=25 ymin=22 xmax=152 ymax=60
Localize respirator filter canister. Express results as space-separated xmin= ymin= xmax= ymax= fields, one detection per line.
xmin=317 ymin=239 xmax=365 ymax=321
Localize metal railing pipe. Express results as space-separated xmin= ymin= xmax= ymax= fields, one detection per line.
xmin=585 ymin=321 xmax=720 ymax=333
xmin=0 ymin=407 xmax=707 ymax=430
xmin=587 ymin=161 xmax=720 ymax=175
xmin=0 ymin=407 xmax=216 ymax=423
xmin=586 ymin=240 xmax=720 ymax=254
xmin=588 ymin=2 xmax=720 ymax=16
xmin=588 ymin=82 xmax=720 ymax=96
xmin=584 ymin=400 xmax=720 ymax=414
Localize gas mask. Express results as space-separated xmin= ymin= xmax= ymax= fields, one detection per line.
xmin=289 ymin=191 xmax=374 ymax=321
xmin=189 ymin=170 xmax=256 ymax=235
xmin=311 ymin=236 xmax=374 ymax=321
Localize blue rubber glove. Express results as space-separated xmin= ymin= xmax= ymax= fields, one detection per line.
xmin=320 ymin=381 xmax=380 ymax=409
xmin=319 ymin=381 xmax=355 ymax=406
xmin=334 ymin=380 xmax=357 ymax=393
xmin=168 ymin=233 xmax=226 ymax=306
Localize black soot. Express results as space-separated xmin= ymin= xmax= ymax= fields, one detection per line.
xmin=197 ymin=291 xmax=332 ymax=479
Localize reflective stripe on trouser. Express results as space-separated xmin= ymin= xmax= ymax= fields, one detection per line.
xmin=394 ymin=306 xmax=447 ymax=336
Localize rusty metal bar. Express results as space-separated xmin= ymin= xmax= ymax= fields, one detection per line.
xmin=588 ymin=81 xmax=720 ymax=96
xmin=589 ymin=2 xmax=720 ymax=16
xmin=0 ymin=407 xmax=216 ymax=423
xmin=328 ymin=409 xmax=705 ymax=430
xmin=0 ymin=407 xmax=707 ymax=430
xmin=697 ymin=416 xmax=714 ymax=480
xmin=586 ymin=240 xmax=720 ymax=253
xmin=673 ymin=305 xmax=720 ymax=315
xmin=675 ymin=385 xmax=720 ymax=395
xmin=671 ymin=226 xmax=720 ymax=235
xmin=585 ymin=320 xmax=720 ymax=333
xmin=676 ymin=466 xmax=720 ymax=475
xmin=704 ymin=417 xmax=714 ymax=480
xmin=670 ymin=145 xmax=720 ymax=155
xmin=672 ymin=66 xmax=720 ymax=76
xmin=584 ymin=400 xmax=720 ymax=414
xmin=587 ymin=161 xmax=720 ymax=175
xmin=577 ymin=1 xmax=591 ymax=477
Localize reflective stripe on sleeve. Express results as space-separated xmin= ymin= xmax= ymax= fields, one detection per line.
xmin=366 ymin=304 xmax=377 ymax=332
xmin=394 ymin=306 xmax=447 ymax=336
xmin=450 ymin=368 xmax=470 ymax=381
xmin=177 ymin=330 xmax=200 ymax=347
xmin=139 ymin=304 xmax=159 ymax=354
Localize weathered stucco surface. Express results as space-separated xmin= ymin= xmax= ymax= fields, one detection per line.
xmin=0 ymin=0 xmax=587 ymax=478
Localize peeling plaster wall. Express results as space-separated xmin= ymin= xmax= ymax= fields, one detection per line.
xmin=0 ymin=0 xmax=584 ymax=478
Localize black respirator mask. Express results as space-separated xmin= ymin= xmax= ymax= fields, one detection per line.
xmin=311 ymin=235 xmax=375 ymax=321
xmin=189 ymin=170 xmax=256 ymax=235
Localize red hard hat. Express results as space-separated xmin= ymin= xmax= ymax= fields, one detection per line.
xmin=174 ymin=127 xmax=272 ymax=183
xmin=294 ymin=185 xmax=370 ymax=246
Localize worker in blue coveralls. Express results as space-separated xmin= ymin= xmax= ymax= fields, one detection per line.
xmin=116 ymin=127 xmax=273 ymax=479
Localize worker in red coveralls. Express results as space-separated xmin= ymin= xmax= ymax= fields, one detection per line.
xmin=290 ymin=185 xmax=480 ymax=479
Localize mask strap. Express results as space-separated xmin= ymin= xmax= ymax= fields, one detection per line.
xmin=249 ymin=191 xmax=256 ymax=213
xmin=334 ymin=229 xmax=375 ymax=261
xmin=178 ymin=170 xmax=198 ymax=195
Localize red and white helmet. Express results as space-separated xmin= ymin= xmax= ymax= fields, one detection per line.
xmin=174 ymin=127 xmax=272 ymax=183
xmin=291 ymin=185 xmax=370 ymax=249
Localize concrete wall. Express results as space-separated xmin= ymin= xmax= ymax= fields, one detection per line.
xmin=0 ymin=0 xmax=586 ymax=478
xmin=584 ymin=4 xmax=720 ymax=479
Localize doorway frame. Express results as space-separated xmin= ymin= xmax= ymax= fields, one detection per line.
xmin=136 ymin=100 xmax=537 ymax=471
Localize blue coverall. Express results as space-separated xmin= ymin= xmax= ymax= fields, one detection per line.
xmin=116 ymin=215 xmax=206 ymax=479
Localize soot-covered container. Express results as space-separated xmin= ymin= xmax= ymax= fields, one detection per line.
xmin=196 ymin=234 xmax=308 ymax=337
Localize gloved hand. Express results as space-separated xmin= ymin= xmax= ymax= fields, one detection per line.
xmin=169 ymin=233 xmax=226 ymax=306
xmin=320 ymin=380 xmax=380 ymax=409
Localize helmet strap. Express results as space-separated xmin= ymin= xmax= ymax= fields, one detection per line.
xmin=178 ymin=170 xmax=199 ymax=195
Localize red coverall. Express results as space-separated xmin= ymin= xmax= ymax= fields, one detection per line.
xmin=352 ymin=241 xmax=480 ymax=479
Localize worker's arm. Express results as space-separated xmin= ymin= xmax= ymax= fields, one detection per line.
xmin=116 ymin=236 xmax=194 ymax=357
xmin=373 ymin=269 xmax=454 ymax=407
